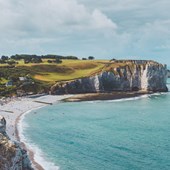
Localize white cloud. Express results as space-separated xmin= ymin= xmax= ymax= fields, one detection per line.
xmin=0 ymin=0 xmax=117 ymax=37
xmin=0 ymin=0 xmax=119 ymax=56
xmin=91 ymin=9 xmax=117 ymax=30
xmin=0 ymin=0 xmax=170 ymax=65
xmin=132 ymin=20 xmax=170 ymax=50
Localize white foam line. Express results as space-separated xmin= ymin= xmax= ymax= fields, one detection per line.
xmin=83 ymin=94 xmax=149 ymax=104
xmin=18 ymin=107 xmax=60 ymax=170
xmin=84 ymin=92 xmax=169 ymax=104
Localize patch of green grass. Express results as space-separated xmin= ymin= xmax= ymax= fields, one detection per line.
xmin=33 ymin=61 xmax=105 ymax=82
xmin=0 ymin=78 xmax=8 ymax=84
xmin=1 ymin=59 xmax=124 ymax=83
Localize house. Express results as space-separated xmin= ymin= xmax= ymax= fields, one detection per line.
xmin=5 ymin=81 xmax=13 ymax=87
xmin=19 ymin=77 xmax=27 ymax=81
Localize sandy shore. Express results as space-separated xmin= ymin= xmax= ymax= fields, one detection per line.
xmin=0 ymin=94 xmax=73 ymax=170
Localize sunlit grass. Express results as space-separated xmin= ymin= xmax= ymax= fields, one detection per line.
xmin=0 ymin=78 xmax=8 ymax=84
xmin=0 ymin=59 xmax=114 ymax=83
xmin=34 ymin=62 xmax=105 ymax=82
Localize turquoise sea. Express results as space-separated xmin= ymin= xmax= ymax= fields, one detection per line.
xmin=22 ymin=79 xmax=170 ymax=170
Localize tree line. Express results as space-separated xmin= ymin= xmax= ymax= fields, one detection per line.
xmin=0 ymin=54 xmax=95 ymax=64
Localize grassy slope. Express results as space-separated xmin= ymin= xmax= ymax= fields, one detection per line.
xmin=0 ymin=59 xmax=141 ymax=84
xmin=32 ymin=60 xmax=132 ymax=83
xmin=0 ymin=78 xmax=8 ymax=84
xmin=33 ymin=62 xmax=105 ymax=82
xmin=0 ymin=59 xmax=109 ymax=84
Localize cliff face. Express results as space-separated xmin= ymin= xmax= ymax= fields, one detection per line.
xmin=0 ymin=116 xmax=33 ymax=170
xmin=167 ymin=70 xmax=170 ymax=78
xmin=51 ymin=60 xmax=168 ymax=94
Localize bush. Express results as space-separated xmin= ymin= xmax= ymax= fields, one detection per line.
xmin=1 ymin=56 xmax=9 ymax=61
xmin=55 ymin=58 xmax=62 ymax=64
xmin=7 ymin=60 xmax=17 ymax=65
xmin=47 ymin=60 xmax=53 ymax=63
xmin=88 ymin=56 xmax=94 ymax=60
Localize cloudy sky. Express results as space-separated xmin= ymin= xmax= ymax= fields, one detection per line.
xmin=0 ymin=0 xmax=170 ymax=64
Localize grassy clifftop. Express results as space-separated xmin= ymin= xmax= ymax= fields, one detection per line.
xmin=0 ymin=60 xmax=102 ymax=82
xmin=0 ymin=59 xmax=162 ymax=96
xmin=0 ymin=59 xmax=108 ymax=96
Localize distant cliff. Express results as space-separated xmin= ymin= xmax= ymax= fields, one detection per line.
xmin=167 ymin=70 xmax=170 ymax=78
xmin=0 ymin=116 xmax=33 ymax=170
xmin=51 ymin=60 xmax=168 ymax=94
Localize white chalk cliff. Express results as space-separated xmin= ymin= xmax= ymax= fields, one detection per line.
xmin=0 ymin=116 xmax=33 ymax=170
xmin=51 ymin=60 xmax=168 ymax=94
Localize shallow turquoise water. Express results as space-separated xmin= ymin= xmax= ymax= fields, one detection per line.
xmin=23 ymin=81 xmax=170 ymax=170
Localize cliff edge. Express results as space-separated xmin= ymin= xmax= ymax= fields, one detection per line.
xmin=0 ymin=116 xmax=33 ymax=170
xmin=51 ymin=60 xmax=168 ymax=94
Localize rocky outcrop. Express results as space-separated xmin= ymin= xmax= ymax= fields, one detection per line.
xmin=0 ymin=116 xmax=33 ymax=170
xmin=51 ymin=60 xmax=168 ymax=94
xmin=167 ymin=70 xmax=170 ymax=78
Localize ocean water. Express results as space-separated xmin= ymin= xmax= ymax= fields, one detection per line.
xmin=22 ymin=80 xmax=170 ymax=170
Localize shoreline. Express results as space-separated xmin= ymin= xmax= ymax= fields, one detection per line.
xmin=15 ymin=108 xmax=45 ymax=170
xmin=63 ymin=91 xmax=154 ymax=102
xmin=0 ymin=91 xmax=166 ymax=169
xmin=0 ymin=95 xmax=73 ymax=170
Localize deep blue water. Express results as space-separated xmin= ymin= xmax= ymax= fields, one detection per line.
xmin=23 ymin=80 xmax=170 ymax=170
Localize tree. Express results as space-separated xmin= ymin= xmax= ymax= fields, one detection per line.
xmin=31 ymin=58 xmax=42 ymax=63
xmin=82 ymin=58 xmax=87 ymax=60
xmin=110 ymin=58 xmax=116 ymax=61
xmin=64 ymin=56 xmax=78 ymax=60
xmin=88 ymin=56 xmax=94 ymax=60
xmin=1 ymin=56 xmax=9 ymax=61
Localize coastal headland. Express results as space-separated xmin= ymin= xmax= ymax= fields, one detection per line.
xmin=51 ymin=60 xmax=168 ymax=94
xmin=0 ymin=58 xmax=168 ymax=170
xmin=0 ymin=57 xmax=168 ymax=97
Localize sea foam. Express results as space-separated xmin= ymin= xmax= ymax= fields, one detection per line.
xmin=84 ymin=94 xmax=149 ymax=104
xmin=18 ymin=108 xmax=60 ymax=170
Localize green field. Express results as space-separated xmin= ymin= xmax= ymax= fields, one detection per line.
xmin=0 ymin=59 xmax=136 ymax=84
xmin=0 ymin=59 xmax=110 ymax=84
xmin=33 ymin=61 xmax=106 ymax=82
xmin=0 ymin=78 xmax=8 ymax=84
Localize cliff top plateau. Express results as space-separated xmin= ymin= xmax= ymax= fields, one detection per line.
xmin=0 ymin=58 xmax=168 ymax=97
